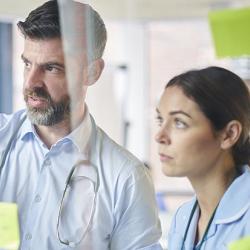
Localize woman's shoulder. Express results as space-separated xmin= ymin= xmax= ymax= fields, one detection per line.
xmin=169 ymin=196 xmax=196 ymax=233
xmin=175 ymin=197 xmax=196 ymax=218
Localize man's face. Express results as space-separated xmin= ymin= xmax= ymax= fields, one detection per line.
xmin=22 ymin=38 xmax=70 ymax=126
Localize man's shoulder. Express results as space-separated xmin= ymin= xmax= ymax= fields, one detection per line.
xmin=97 ymin=126 xmax=142 ymax=167
xmin=0 ymin=109 xmax=26 ymax=131
xmin=95 ymin=126 xmax=150 ymax=185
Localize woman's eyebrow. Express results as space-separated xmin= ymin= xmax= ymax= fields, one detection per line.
xmin=169 ymin=110 xmax=192 ymax=119
xmin=156 ymin=108 xmax=193 ymax=120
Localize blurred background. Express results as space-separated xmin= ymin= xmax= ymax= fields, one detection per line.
xmin=1 ymin=0 xmax=250 ymax=248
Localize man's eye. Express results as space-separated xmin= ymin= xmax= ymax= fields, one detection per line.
xmin=45 ymin=65 xmax=57 ymax=72
xmin=174 ymin=118 xmax=187 ymax=129
xmin=44 ymin=64 xmax=64 ymax=73
xmin=23 ymin=61 xmax=31 ymax=69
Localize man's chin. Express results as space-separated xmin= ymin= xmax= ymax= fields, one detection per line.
xmin=26 ymin=107 xmax=53 ymax=126
xmin=26 ymin=103 xmax=49 ymax=113
xmin=25 ymin=98 xmax=70 ymax=126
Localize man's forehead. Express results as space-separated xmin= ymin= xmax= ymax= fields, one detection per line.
xmin=23 ymin=38 xmax=64 ymax=60
xmin=24 ymin=38 xmax=63 ymax=50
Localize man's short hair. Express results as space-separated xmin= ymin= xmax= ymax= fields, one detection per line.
xmin=17 ymin=0 xmax=107 ymax=60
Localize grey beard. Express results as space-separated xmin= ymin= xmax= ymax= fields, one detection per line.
xmin=27 ymin=99 xmax=70 ymax=126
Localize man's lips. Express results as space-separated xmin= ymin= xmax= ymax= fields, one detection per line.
xmin=27 ymin=95 xmax=48 ymax=107
xmin=159 ymin=153 xmax=174 ymax=162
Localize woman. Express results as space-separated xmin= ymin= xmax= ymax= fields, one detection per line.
xmin=155 ymin=66 xmax=250 ymax=250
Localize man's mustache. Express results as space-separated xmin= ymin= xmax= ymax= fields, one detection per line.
xmin=24 ymin=87 xmax=52 ymax=103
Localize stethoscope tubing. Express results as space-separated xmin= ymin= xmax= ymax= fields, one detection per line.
xmin=0 ymin=112 xmax=101 ymax=247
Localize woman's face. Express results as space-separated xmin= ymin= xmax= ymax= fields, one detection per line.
xmin=155 ymin=86 xmax=224 ymax=179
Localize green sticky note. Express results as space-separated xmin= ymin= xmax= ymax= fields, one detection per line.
xmin=0 ymin=203 xmax=19 ymax=250
xmin=208 ymin=7 xmax=250 ymax=58
xmin=229 ymin=237 xmax=250 ymax=250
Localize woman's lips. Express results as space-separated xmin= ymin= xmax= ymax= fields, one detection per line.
xmin=159 ymin=153 xmax=173 ymax=162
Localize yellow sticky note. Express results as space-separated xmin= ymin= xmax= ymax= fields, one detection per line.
xmin=229 ymin=237 xmax=250 ymax=250
xmin=0 ymin=203 xmax=19 ymax=250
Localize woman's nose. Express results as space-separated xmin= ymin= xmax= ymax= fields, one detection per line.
xmin=155 ymin=126 xmax=171 ymax=145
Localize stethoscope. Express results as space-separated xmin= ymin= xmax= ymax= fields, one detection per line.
xmin=0 ymin=113 xmax=100 ymax=248
xmin=181 ymin=200 xmax=218 ymax=250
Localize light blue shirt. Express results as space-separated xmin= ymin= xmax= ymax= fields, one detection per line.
xmin=168 ymin=165 xmax=250 ymax=250
xmin=0 ymin=109 xmax=162 ymax=250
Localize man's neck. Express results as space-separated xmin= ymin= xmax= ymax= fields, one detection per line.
xmin=35 ymin=120 xmax=70 ymax=149
xmin=35 ymin=106 xmax=85 ymax=149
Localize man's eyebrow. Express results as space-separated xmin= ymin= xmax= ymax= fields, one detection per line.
xmin=21 ymin=54 xmax=29 ymax=62
xmin=43 ymin=61 xmax=65 ymax=69
xmin=21 ymin=55 xmax=64 ymax=69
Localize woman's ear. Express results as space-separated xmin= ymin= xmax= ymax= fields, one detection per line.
xmin=220 ymin=120 xmax=242 ymax=149
xmin=84 ymin=58 xmax=104 ymax=86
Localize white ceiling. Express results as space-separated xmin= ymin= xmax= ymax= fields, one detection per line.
xmin=0 ymin=0 xmax=249 ymax=21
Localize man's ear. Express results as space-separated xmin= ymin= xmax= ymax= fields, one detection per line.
xmin=84 ymin=58 xmax=104 ymax=86
xmin=220 ymin=120 xmax=242 ymax=149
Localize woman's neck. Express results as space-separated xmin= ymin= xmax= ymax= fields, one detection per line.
xmin=190 ymin=159 xmax=238 ymax=242
xmin=194 ymin=167 xmax=237 ymax=214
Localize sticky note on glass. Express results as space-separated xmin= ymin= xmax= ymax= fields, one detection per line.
xmin=0 ymin=203 xmax=19 ymax=250
xmin=208 ymin=7 xmax=250 ymax=58
xmin=229 ymin=237 xmax=250 ymax=250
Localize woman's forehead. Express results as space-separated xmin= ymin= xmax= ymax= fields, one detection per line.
xmin=159 ymin=86 xmax=197 ymax=112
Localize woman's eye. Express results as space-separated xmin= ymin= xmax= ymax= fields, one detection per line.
xmin=174 ymin=118 xmax=187 ymax=129
xmin=156 ymin=116 xmax=163 ymax=126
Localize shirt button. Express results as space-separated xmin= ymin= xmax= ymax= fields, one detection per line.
xmin=25 ymin=233 xmax=32 ymax=240
xmin=44 ymin=158 xmax=51 ymax=166
xmin=34 ymin=194 xmax=41 ymax=203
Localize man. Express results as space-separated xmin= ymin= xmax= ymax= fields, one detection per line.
xmin=0 ymin=0 xmax=162 ymax=249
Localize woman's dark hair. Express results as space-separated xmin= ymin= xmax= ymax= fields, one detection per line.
xmin=166 ymin=66 xmax=250 ymax=166
xmin=17 ymin=0 xmax=107 ymax=60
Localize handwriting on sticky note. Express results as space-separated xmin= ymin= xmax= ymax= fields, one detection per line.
xmin=229 ymin=237 xmax=250 ymax=250
xmin=0 ymin=203 xmax=19 ymax=250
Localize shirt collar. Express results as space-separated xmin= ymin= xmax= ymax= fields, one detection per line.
xmin=20 ymin=105 xmax=92 ymax=155
xmin=20 ymin=113 xmax=36 ymax=140
xmin=184 ymin=166 xmax=250 ymax=244
xmin=214 ymin=165 xmax=250 ymax=224
xmin=65 ymin=105 xmax=92 ymax=155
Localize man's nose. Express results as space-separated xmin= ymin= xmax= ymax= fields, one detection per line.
xmin=155 ymin=126 xmax=171 ymax=145
xmin=24 ymin=67 xmax=44 ymax=89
